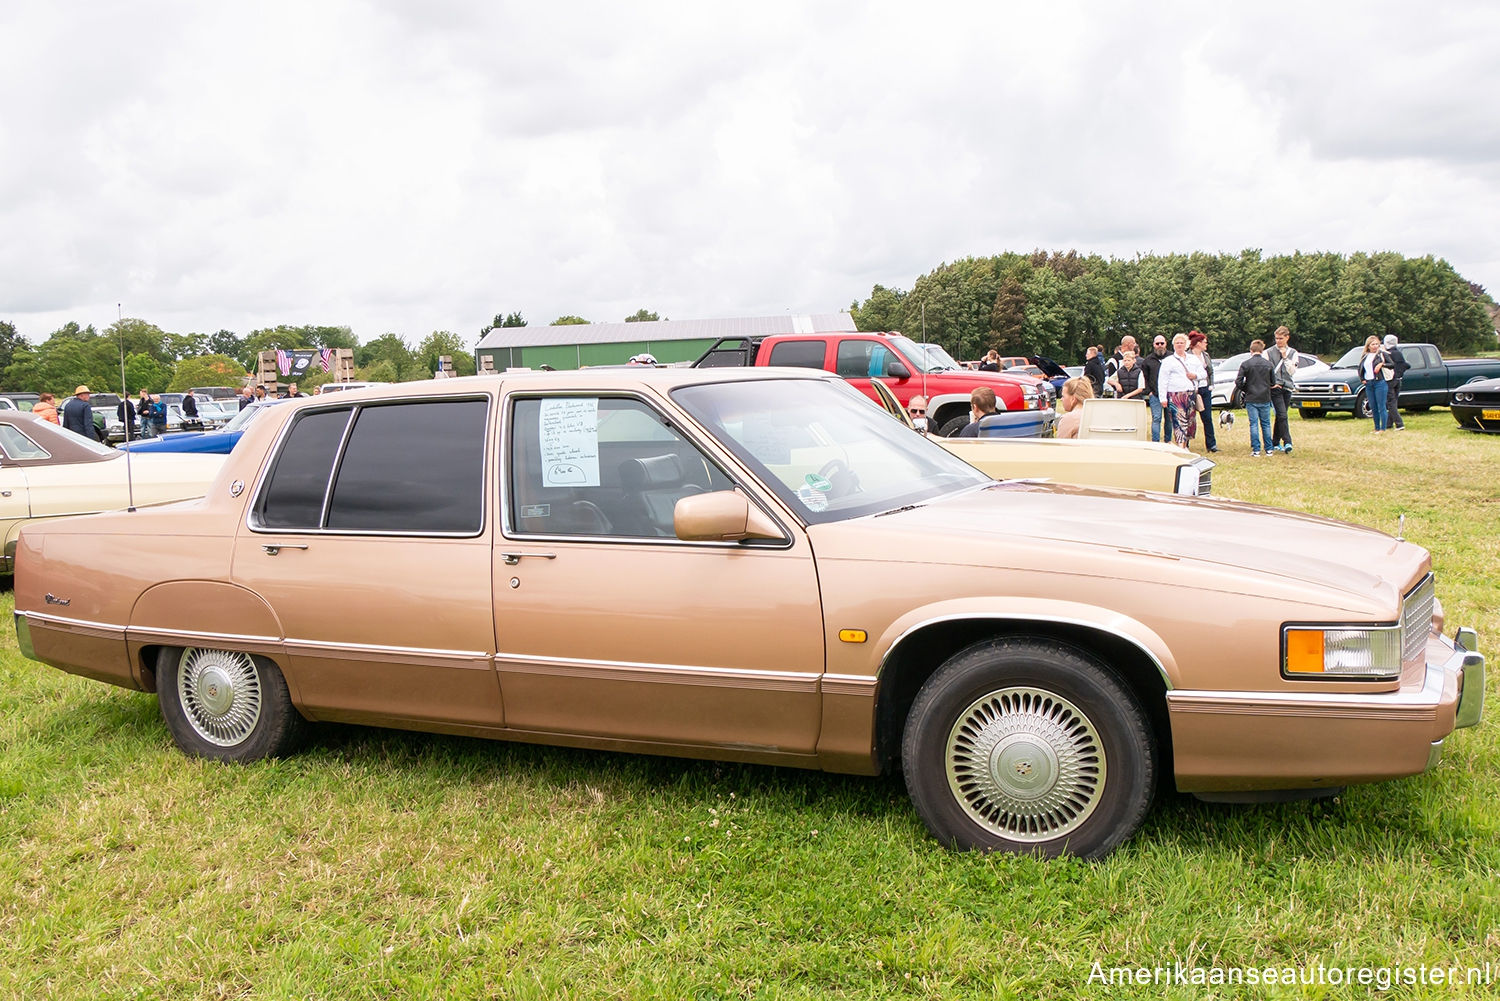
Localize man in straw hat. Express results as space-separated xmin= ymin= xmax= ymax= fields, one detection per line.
xmin=61 ymin=385 xmax=103 ymax=441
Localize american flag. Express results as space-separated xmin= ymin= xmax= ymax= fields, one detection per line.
xmin=319 ymin=348 xmax=333 ymax=372
xmin=276 ymin=348 xmax=291 ymax=375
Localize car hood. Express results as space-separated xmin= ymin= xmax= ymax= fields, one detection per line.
xmin=810 ymin=481 xmax=1426 ymax=609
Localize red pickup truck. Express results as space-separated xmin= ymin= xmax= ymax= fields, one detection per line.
xmin=694 ymin=331 xmax=1053 ymax=436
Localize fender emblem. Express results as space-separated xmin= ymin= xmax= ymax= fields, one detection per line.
xmin=44 ymin=593 xmax=71 ymax=606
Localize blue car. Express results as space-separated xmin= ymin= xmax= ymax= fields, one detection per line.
xmin=118 ymin=398 xmax=289 ymax=453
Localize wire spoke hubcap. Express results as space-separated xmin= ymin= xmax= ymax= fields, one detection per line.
xmin=177 ymin=649 xmax=263 ymax=746
xmin=946 ymin=686 xmax=1105 ymax=842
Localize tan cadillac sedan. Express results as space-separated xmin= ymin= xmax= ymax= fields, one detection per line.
xmin=12 ymin=369 xmax=1485 ymax=858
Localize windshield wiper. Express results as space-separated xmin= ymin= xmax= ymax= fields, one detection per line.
xmin=875 ymin=502 xmax=926 ymax=517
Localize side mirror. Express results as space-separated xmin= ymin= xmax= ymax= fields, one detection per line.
xmin=674 ymin=490 xmax=784 ymax=543
xmin=886 ymin=362 xmax=911 ymax=380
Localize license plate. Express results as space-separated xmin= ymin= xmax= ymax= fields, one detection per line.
xmin=1483 ymin=409 xmax=1500 ymax=420
xmin=1302 ymin=401 xmax=1321 ymax=408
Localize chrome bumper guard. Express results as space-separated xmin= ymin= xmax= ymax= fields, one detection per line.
xmin=1453 ymin=627 xmax=1484 ymax=729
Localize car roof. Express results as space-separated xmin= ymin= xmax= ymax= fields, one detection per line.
xmin=0 ymin=411 xmax=119 ymax=466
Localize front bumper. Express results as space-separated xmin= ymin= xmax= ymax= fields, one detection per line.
xmin=1292 ymin=390 xmax=1360 ymax=413
xmin=1166 ymin=625 xmax=1484 ymax=792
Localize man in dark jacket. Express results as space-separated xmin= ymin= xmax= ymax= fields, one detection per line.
xmin=1083 ymin=346 xmax=1107 ymax=396
xmin=61 ymin=386 xmax=102 ymax=441
xmin=1138 ymin=337 xmax=1169 ymax=442
xmin=1382 ymin=335 xmax=1408 ymax=430
xmin=181 ymin=392 xmax=198 ymax=420
xmin=116 ymin=395 xmax=138 ymax=442
xmin=1234 ymin=340 xmax=1276 ymax=456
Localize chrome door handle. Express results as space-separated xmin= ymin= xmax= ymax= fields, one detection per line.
xmin=500 ymin=552 xmax=556 ymax=565
xmin=262 ymin=544 xmax=309 ymax=556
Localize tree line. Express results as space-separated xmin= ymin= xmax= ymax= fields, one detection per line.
xmin=850 ymin=250 xmax=1498 ymax=363
xmin=0 ymin=320 xmax=476 ymax=396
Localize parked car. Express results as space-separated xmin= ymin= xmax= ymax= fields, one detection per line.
xmin=117 ymin=397 xmax=290 ymax=453
xmin=694 ymin=332 xmax=1053 ymax=438
xmin=1449 ymin=376 xmax=1500 ymax=433
xmin=104 ymin=402 xmax=221 ymax=446
xmin=869 ymin=379 xmax=1213 ymax=495
xmin=0 ymin=411 xmax=225 ymax=572
xmin=190 ymin=386 xmax=241 ymax=400
xmin=315 ymin=381 xmax=388 ymax=394
xmin=1294 ymin=343 xmax=1500 ymax=418
xmin=0 ymin=392 xmax=40 ymax=411
xmin=1210 ymin=352 xmax=1328 ymax=408
xmin=12 ymin=371 xmax=1483 ymax=859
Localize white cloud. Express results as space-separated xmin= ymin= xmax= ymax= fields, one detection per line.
xmin=2 ymin=0 xmax=1497 ymax=349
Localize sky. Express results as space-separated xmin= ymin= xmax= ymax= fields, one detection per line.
xmin=3 ymin=0 xmax=1497 ymax=350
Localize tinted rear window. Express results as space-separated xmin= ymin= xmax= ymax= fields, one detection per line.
xmin=767 ymin=340 xmax=827 ymax=369
xmin=325 ymin=400 xmax=487 ymax=533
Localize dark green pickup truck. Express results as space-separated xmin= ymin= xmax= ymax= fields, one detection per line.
xmin=1292 ymin=343 xmax=1500 ymax=418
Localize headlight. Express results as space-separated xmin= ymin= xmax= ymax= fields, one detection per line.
xmin=1283 ymin=625 xmax=1401 ymax=679
xmin=1333 ymin=385 xmax=1349 ymax=394
xmin=1456 ymin=392 xmax=1472 ymax=403
xmin=1020 ymin=383 xmax=1040 ymax=410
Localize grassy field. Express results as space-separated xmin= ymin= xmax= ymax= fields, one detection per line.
xmin=2 ymin=409 xmax=1497 ymax=1000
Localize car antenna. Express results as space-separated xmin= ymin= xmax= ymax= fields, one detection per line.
xmin=117 ymin=302 xmax=136 ymax=512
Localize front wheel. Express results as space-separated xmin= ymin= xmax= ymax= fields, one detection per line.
xmin=1356 ymin=391 xmax=1372 ymax=419
xmin=937 ymin=414 xmax=970 ymax=437
xmin=157 ymin=647 xmax=308 ymax=762
xmin=902 ymin=639 xmax=1155 ymax=859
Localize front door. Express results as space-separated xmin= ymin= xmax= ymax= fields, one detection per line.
xmin=494 ymin=393 xmax=825 ymax=754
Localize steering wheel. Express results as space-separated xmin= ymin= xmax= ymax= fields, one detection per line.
xmin=816 ymin=458 xmax=859 ymax=500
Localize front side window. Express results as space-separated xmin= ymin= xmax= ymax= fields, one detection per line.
xmin=257 ymin=399 xmax=487 ymax=533
xmin=508 ymin=396 xmax=735 ymax=538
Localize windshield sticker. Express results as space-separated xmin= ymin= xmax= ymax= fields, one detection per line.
xmin=804 ymin=472 xmax=832 ymax=492
xmin=540 ymin=398 xmax=600 ymax=487
xmin=797 ymin=484 xmax=829 ymax=513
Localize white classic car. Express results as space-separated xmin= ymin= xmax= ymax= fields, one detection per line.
xmin=0 ymin=411 xmax=226 ymax=573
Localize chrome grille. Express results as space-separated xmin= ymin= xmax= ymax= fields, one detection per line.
xmin=1294 ymin=382 xmax=1348 ymax=395
xmin=1401 ymin=574 xmax=1435 ymax=668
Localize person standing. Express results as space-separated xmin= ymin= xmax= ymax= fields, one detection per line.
xmin=1265 ymin=326 xmax=1298 ymax=454
xmin=1234 ymin=339 xmax=1275 ymax=456
xmin=32 ymin=392 xmax=60 ymax=424
xmin=61 ymin=386 xmax=102 ymax=441
xmin=1158 ymin=333 xmax=1205 ymax=448
xmin=977 ymin=350 xmax=1001 ymax=372
xmin=1188 ymin=331 xmax=1218 ymax=452
xmin=1107 ymin=348 xmax=1146 ymax=401
xmin=237 ymin=386 xmax=253 ymax=410
xmin=1139 ymin=336 xmax=1170 ymax=442
xmin=149 ymin=394 xmax=168 ymax=437
xmin=115 ymin=394 xmax=138 ymax=440
xmin=285 ymin=382 xmax=306 ymax=398
xmin=1382 ymin=334 xmax=1407 ymax=430
xmin=181 ymin=391 xmax=198 ymax=420
xmin=1361 ymin=336 xmax=1389 ymax=433
xmin=1083 ymin=346 xmax=1107 ymax=396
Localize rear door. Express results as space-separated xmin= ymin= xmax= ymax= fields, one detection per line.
xmin=231 ymin=395 xmax=503 ymax=728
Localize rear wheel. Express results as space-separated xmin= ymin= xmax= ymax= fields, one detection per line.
xmin=157 ymin=647 xmax=308 ymax=762
xmin=902 ymin=639 xmax=1155 ymax=859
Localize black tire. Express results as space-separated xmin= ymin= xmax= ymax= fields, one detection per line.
xmin=937 ymin=414 xmax=970 ymax=438
xmin=902 ymin=639 xmax=1155 ymax=859
xmin=157 ymin=647 xmax=308 ymax=762
xmin=1230 ymin=389 xmax=1243 ymax=410
xmin=1299 ymin=407 xmax=1326 ymax=419
xmin=1356 ymin=391 xmax=1371 ymax=419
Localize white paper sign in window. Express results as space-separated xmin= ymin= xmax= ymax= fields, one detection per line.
xmin=539 ymin=398 xmax=600 ymax=487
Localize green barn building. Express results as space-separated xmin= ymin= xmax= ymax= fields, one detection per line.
xmin=474 ymin=313 xmax=857 ymax=371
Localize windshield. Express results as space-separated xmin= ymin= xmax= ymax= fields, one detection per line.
xmin=673 ymin=378 xmax=990 ymax=525
xmin=1332 ymin=346 xmax=1365 ymax=368
xmin=914 ymin=343 xmax=964 ymax=372
xmin=885 ymin=334 xmax=954 ymax=375
xmin=220 ymin=400 xmax=274 ymax=432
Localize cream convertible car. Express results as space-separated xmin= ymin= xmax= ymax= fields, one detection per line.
xmin=0 ymin=412 xmax=226 ymax=573
xmin=13 ymin=370 xmax=1484 ymax=858
xmin=867 ymin=380 xmax=1214 ymax=496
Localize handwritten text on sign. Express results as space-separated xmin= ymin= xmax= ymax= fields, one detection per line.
xmin=540 ymin=398 xmax=600 ymax=487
